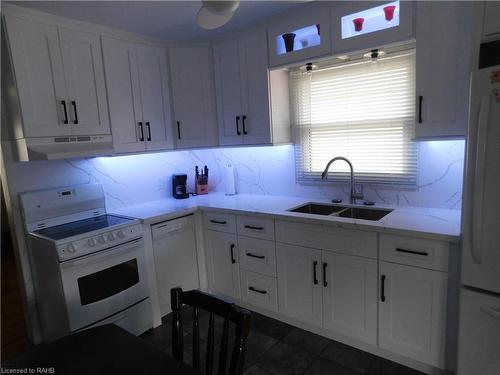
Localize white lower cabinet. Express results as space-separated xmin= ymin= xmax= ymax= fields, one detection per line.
xmin=322 ymin=252 xmax=377 ymax=345
xmin=379 ymin=261 xmax=448 ymax=368
xmin=204 ymin=230 xmax=240 ymax=299
xmin=276 ymin=243 xmax=323 ymax=326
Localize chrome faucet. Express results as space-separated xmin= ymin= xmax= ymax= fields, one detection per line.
xmin=321 ymin=156 xmax=363 ymax=204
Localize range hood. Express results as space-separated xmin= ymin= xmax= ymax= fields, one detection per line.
xmin=2 ymin=135 xmax=114 ymax=161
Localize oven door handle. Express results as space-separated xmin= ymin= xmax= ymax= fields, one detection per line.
xmin=61 ymin=238 xmax=143 ymax=268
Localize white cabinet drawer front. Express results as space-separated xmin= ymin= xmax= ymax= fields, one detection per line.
xmin=379 ymin=262 xmax=448 ymax=368
xmin=240 ymin=270 xmax=278 ymax=312
xmin=276 ymin=220 xmax=377 ymax=259
xmin=238 ymin=236 xmax=276 ymax=277
xmin=237 ymin=215 xmax=275 ymax=241
xmin=203 ymin=212 xmax=236 ymax=233
xmin=379 ymin=234 xmax=449 ymax=271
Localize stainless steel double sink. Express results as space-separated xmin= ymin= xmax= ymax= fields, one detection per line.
xmin=288 ymin=202 xmax=392 ymax=221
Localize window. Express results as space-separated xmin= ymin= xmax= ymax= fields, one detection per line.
xmin=291 ymin=49 xmax=417 ymax=186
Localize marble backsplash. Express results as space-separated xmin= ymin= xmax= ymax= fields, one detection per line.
xmin=4 ymin=140 xmax=464 ymax=343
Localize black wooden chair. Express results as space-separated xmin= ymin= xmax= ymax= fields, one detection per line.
xmin=170 ymin=288 xmax=252 ymax=375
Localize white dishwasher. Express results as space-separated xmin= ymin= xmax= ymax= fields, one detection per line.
xmin=152 ymin=214 xmax=200 ymax=316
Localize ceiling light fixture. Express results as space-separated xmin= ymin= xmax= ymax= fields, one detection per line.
xmin=196 ymin=0 xmax=240 ymax=30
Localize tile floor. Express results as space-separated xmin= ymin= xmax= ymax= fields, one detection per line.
xmin=141 ymin=308 xmax=425 ymax=375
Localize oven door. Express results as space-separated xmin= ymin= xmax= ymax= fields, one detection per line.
xmin=59 ymin=237 xmax=148 ymax=331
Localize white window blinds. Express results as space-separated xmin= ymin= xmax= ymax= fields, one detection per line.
xmin=291 ymin=50 xmax=417 ymax=186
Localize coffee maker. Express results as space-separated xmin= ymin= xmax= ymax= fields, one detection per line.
xmin=172 ymin=174 xmax=189 ymax=199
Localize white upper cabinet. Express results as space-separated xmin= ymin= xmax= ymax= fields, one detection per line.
xmin=482 ymin=1 xmax=500 ymax=38
xmin=169 ymin=46 xmax=218 ymax=149
xmin=214 ymin=30 xmax=272 ymax=146
xmin=331 ymin=1 xmax=415 ymax=55
xmin=379 ymin=261 xmax=448 ymax=368
xmin=414 ymin=1 xmax=473 ymax=139
xmin=5 ymin=16 xmax=70 ymax=137
xmin=4 ymin=16 xmax=110 ymax=138
xmin=58 ymin=27 xmax=110 ymax=135
xmin=102 ymin=37 xmax=173 ymax=153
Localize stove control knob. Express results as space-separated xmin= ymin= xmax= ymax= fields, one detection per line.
xmin=97 ymin=235 xmax=106 ymax=244
xmin=67 ymin=243 xmax=76 ymax=253
xmin=107 ymin=232 xmax=116 ymax=241
xmin=116 ymin=230 xmax=125 ymax=239
xmin=87 ymin=238 xmax=97 ymax=247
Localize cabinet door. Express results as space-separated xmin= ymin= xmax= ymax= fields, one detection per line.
xmin=4 ymin=16 xmax=68 ymax=137
xmin=136 ymin=44 xmax=173 ymax=151
xmin=379 ymin=261 xmax=448 ymax=368
xmin=101 ymin=37 xmax=145 ymax=153
xmin=213 ymin=39 xmax=243 ymax=146
xmin=483 ymin=2 xmax=500 ymax=37
xmin=59 ymin=28 xmax=110 ymax=135
xmin=205 ymin=230 xmax=240 ymax=299
xmin=414 ymin=2 xmax=472 ymax=138
xmin=322 ymin=252 xmax=377 ymax=345
xmin=240 ymin=30 xmax=271 ymax=145
xmin=169 ymin=47 xmax=218 ymax=149
xmin=276 ymin=243 xmax=322 ymax=326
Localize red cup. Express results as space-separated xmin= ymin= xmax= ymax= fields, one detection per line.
xmin=383 ymin=5 xmax=396 ymax=21
xmin=353 ymin=18 xmax=364 ymax=32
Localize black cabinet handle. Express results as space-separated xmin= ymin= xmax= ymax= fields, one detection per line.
xmin=230 ymin=244 xmax=236 ymax=264
xmin=235 ymin=116 xmax=241 ymax=135
xmin=244 ymin=225 xmax=264 ymax=231
xmin=418 ymin=96 xmax=423 ymax=123
xmin=242 ymin=115 xmax=248 ymax=135
xmin=146 ymin=122 xmax=151 ymax=141
xmin=246 ymin=252 xmax=265 ymax=259
xmin=61 ymin=100 xmax=68 ymax=124
xmin=396 ymin=248 xmax=428 ymax=256
xmin=138 ymin=122 xmax=144 ymax=142
xmin=210 ymin=220 xmax=227 ymax=225
xmin=248 ymin=286 xmax=267 ymax=295
xmin=177 ymin=121 xmax=181 ymax=139
xmin=313 ymin=261 xmax=318 ymax=285
xmin=322 ymin=262 xmax=328 ymax=287
xmin=71 ymin=101 xmax=78 ymax=124
xmin=381 ymin=275 xmax=386 ymax=302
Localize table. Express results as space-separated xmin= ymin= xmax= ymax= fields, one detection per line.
xmin=3 ymin=324 xmax=200 ymax=375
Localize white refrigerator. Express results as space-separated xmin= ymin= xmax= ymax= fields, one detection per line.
xmin=458 ymin=65 xmax=500 ymax=375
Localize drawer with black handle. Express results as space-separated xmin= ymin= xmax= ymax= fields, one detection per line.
xmin=203 ymin=212 xmax=236 ymax=234
xmin=240 ymin=269 xmax=278 ymax=312
xmin=237 ymin=215 xmax=275 ymax=241
xmin=238 ymin=236 xmax=277 ymax=277
xmin=379 ymin=234 xmax=450 ymax=272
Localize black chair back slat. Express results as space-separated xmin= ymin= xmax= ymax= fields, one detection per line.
xmin=217 ymin=318 xmax=230 ymax=375
xmin=171 ymin=288 xmax=251 ymax=375
xmin=171 ymin=289 xmax=184 ymax=362
xmin=192 ymin=306 xmax=200 ymax=370
xmin=205 ymin=312 xmax=215 ymax=375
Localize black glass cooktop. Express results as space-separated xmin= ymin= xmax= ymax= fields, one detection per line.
xmin=33 ymin=214 xmax=134 ymax=241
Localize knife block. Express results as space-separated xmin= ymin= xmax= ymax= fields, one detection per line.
xmin=195 ymin=176 xmax=208 ymax=195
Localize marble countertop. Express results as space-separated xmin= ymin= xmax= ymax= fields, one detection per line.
xmin=110 ymin=193 xmax=461 ymax=242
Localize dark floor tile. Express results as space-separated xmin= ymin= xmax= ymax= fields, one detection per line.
xmin=320 ymin=341 xmax=375 ymax=373
xmin=244 ymin=364 xmax=274 ymax=375
xmin=140 ymin=323 xmax=173 ymax=354
xmin=282 ymin=328 xmax=330 ymax=355
xmin=254 ymin=342 xmax=316 ymax=375
xmin=306 ymin=357 xmax=363 ymax=375
xmin=245 ymin=330 xmax=279 ymax=363
xmin=251 ymin=313 xmax=294 ymax=340
xmin=366 ymin=358 xmax=426 ymax=375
